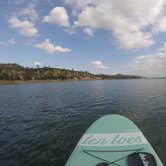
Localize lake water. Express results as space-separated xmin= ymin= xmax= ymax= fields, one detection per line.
xmin=0 ymin=79 xmax=166 ymax=166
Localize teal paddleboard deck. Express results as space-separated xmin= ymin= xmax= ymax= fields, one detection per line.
xmin=66 ymin=115 xmax=163 ymax=166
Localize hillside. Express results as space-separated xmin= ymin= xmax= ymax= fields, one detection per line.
xmin=0 ymin=64 xmax=97 ymax=80
xmin=0 ymin=64 xmax=143 ymax=81
xmin=96 ymin=74 xmax=143 ymax=79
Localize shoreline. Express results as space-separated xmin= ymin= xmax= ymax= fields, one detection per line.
xmin=0 ymin=79 xmax=99 ymax=85
xmin=0 ymin=78 xmax=147 ymax=85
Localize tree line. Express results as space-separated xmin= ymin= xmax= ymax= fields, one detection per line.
xmin=0 ymin=63 xmax=143 ymax=81
xmin=0 ymin=64 xmax=96 ymax=80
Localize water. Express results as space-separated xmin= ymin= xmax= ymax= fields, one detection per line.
xmin=0 ymin=79 xmax=166 ymax=166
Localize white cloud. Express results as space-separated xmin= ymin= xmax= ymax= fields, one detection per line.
xmin=65 ymin=0 xmax=92 ymax=16
xmin=115 ymin=31 xmax=154 ymax=50
xmin=91 ymin=60 xmax=108 ymax=69
xmin=64 ymin=26 xmax=76 ymax=35
xmin=21 ymin=5 xmax=39 ymax=23
xmin=65 ymin=0 xmax=91 ymax=9
xmin=43 ymin=7 xmax=70 ymax=27
xmin=83 ymin=27 xmax=93 ymax=36
xmin=158 ymin=43 xmax=166 ymax=53
xmin=66 ymin=0 xmax=166 ymax=50
xmin=34 ymin=61 xmax=42 ymax=67
xmin=0 ymin=38 xmax=16 ymax=46
xmin=9 ymin=17 xmax=38 ymax=37
xmin=132 ymin=43 xmax=166 ymax=77
xmin=14 ymin=0 xmax=25 ymax=4
xmin=8 ymin=38 xmax=16 ymax=44
xmin=153 ymin=16 xmax=166 ymax=33
xmin=35 ymin=38 xmax=71 ymax=54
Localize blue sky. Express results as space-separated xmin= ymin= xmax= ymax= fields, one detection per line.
xmin=0 ymin=0 xmax=166 ymax=77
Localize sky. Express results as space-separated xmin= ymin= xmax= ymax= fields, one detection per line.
xmin=0 ymin=0 xmax=166 ymax=77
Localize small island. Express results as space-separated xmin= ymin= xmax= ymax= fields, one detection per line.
xmin=0 ymin=63 xmax=144 ymax=84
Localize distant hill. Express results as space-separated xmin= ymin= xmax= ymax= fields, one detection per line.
xmin=96 ymin=74 xmax=144 ymax=79
xmin=150 ymin=77 xmax=166 ymax=79
xmin=0 ymin=63 xmax=143 ymax=81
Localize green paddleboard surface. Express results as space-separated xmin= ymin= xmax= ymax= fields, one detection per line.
xmin=66 ymin=115 xmax=163 ymax=166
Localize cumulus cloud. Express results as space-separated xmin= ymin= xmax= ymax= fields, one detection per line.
xmin=9 ymin=17 xmax=38 ymax=37
xmin=8 ymin=4 xmax=38 ymax=37
xmin=0 ymin=38 xmax=16 ymax=46
xmin=35 ymin=38 xmax=71 ymax=54
xmin=43 ymin=7 xmax=70 ymax=27
xmin=132 ymin=43 xmax=166 ymax=77
xmin=91 ymin=60 xmax=108 ymax=69
xmin=65 ymin=0 xmax=166 ymax=50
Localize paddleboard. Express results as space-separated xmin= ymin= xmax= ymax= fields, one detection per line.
xmin=66 ymin=115 xmax=163 ymax=166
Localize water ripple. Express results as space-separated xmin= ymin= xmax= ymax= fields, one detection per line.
xmin=0 ymin=79 xmax=166 ymax=165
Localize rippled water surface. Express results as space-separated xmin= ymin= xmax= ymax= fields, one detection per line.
xmin=0 ymin=79 xmax=166 ymax=166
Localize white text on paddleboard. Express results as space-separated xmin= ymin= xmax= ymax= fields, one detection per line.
xmin=78 ymin=132 xmax=148 ymax=146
